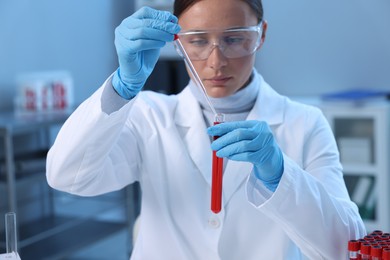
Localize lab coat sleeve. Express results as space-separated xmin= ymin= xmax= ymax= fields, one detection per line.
xmin=46 ymin=75 xmax=142 ymax=196
xmin=246 ymin=107 xmax=366 ymax=259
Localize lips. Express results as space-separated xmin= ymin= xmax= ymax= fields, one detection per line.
xmin=207 ymin=76 xmax=232 ymax=85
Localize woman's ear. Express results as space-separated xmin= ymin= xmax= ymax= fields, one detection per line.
xmin=257 ymin=20 xmax=268 ymax=50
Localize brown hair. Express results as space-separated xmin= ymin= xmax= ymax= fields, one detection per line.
xmin=173 ymin=0 xmax=263 ymax=23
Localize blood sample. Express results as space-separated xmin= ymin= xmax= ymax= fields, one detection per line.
xmin=380 ymin=234 xmax=390 ymax=241
xmin=348 ymin=240 xmax=360 ymax=259
xmin=372 ymin=230 xmax=383 ymax=236
xmin=370 ymin=245 xmax=382 ymax=260
xmin=211 ymin=113 xmax=225 ymax=214
xmin=347 ymin=230 xmax=390 ymax=259
xmin=364 ymin=235 xmax=375 ymax=242
xmin=383 ymin=248 xmax=390 ymax=260
xmin=360 ymin=243 xmax=370 ymax=260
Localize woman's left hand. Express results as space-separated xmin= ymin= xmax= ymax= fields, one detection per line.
xmin=207 ymin=120 xmax=284 ymax=192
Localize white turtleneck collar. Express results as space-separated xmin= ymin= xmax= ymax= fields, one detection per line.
xmin=188 ymin=69 xmax=260 ymax=126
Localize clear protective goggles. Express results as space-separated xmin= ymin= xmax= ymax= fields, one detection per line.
xmin=176 ymin=22 xmax=263 ymax=61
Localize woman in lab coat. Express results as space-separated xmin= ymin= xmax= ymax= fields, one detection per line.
xmin=46 ymin=0 xmax=366 ymax=259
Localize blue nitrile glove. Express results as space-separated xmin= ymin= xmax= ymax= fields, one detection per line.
xmin=207 ymin=120 xmax=284 ymax=192
xmin=112 ymin=7 xmax=181 ymax=99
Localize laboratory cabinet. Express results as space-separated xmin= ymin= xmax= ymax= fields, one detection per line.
xmin=0 ymin=111 xmax=134 ymax=259
xmin=319 ymin=102 xmax=390 ymax=232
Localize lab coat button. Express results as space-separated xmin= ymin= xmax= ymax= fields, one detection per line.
xmin=208 ymin=217 xmax=220 ymax=228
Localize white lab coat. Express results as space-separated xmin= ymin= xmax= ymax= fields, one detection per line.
xmin=47 ymin=70 xmax=365 ymax=260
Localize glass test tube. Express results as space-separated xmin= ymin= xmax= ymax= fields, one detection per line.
xmin=211 ymin=113 xmax=225 ymax=214
xmin=5 ymin=212 xmax=18 ymax=255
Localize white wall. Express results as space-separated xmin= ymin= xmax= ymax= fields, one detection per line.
xmin=0 ymin=0 xmax=133 ymax=110
xmin=0 ymin=0 xmax=388 ymax=111
xmin=256 ymin=0 xmax=390 ymax=96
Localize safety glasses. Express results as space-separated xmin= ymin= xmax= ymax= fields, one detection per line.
xmin=176 ymin=22 xmax=263 ymax=61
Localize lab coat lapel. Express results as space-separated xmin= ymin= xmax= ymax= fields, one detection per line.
xmin=222 ymin=72 xmax=286 ymax=207
xmin=175 ymin=87 xmax=213 ymax=186
xmin=222 ymin=160 xmax=253 ymax=207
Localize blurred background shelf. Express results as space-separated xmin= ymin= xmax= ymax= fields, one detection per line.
xmin=0 ymin=216 xmax=126 ymax=260
xmin=0 ymin=111 xmax=137 ymax=259
xmin=319 ymin=102 xmax=390 ymax=232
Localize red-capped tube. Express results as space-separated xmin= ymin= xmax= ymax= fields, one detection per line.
xmin=371 ymin=230 xmax=383 ymax=236
xmin=380 ymin=235 xmax=390 ymax=241
xmin=370 ymin=245 xmax=382 ymax=260
xmin=360 ymin=243 xmax=371 ymax=260
xmin=348 ymin=240 xmax=360 ymax=260
xmin=383 ymin=248 xmax=390 ymax=260
xmin=365 ymin=235 xmax=376 ymax=241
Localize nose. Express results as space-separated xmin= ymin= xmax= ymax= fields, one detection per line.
xmin=207 ymin=44 xmax=228 ymax=70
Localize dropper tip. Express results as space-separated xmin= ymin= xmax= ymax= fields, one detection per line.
xmin=214 ymin=113 xmax=225 ymax=123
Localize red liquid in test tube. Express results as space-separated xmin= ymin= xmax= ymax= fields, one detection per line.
xmin=211 ymin=113 xmax=225 ymax=214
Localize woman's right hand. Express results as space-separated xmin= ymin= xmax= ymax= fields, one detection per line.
xmin=112 ymin=7 xmax=181 ymax=99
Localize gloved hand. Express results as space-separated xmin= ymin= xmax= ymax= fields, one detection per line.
xmin=112 ymin=7 xmax=181 ymax=99
xmin=207 ymin=120 xmax=284 ymax=192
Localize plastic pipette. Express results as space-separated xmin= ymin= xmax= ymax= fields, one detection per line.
xmin=174 ymin=35 xmax=224 ymax=214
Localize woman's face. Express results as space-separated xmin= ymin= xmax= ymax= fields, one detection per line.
xmin=178 ymin=0 xmax=266 ymax=98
